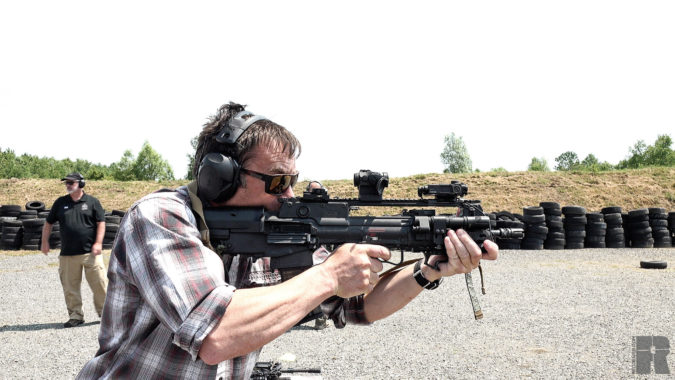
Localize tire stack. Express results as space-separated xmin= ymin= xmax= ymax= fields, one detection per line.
xmin=584 ymin=213 xmax=607 ymax=248
xmin=1 ymin=219 xmax=23 ymax=250
xmin=601 ymin=207 xmax=625 ymax=248
xmin=562 ymin=206 xmax=587 ymax=249
xmin=493 ymin=211 xmax=524 ymax=249
xmin=625 ymin=209 xmax=653 ymax=248
xmin=648 ymin=208 xmax=672 ymax=248
xmin=103 ymin=213 xmax=122 ymax=250
xmin=540 ymin=202 xmax=565 ymax=250
xmin=521 ymin=206 xmax=548 ymax=250
xmin=22 ymin=219 xmax=44 ymax=250
xmin=49 ymin=221 xmax=61 ymax=249
xmin=0 ymin=205 xmax=21 ymax=219
xmin=18 ymin=209 xmax=38 ymax=221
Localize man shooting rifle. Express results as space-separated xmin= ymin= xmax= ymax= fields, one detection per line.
xmin=78 ymin=102 xmax=499 ymax=379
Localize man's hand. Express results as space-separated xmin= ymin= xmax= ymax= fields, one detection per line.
xmin=321 ymin=243 xmax=390 ymax=298
xmin=425 ymin=229 xmax=499 ymax=281
xmin=40 ymin=241 xmax=50 ymax=255
xmin=92 ymin=242 xmax=103 ymax=256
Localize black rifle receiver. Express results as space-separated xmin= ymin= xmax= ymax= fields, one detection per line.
xmin=204 ymin=170 xmax=523 ymax=319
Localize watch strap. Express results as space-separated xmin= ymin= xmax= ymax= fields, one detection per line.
xmin=413 ymin=259 xmax=442 ymax=290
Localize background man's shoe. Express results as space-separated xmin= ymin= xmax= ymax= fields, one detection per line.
xmin=63 ymin=319 xmax=84 ymax=328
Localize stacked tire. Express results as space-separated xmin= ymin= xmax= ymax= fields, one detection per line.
xmin=0 ymin=205 xmax=21 ymax=219
xmin=18 ymin=209 xmax=38 ymax=221
xmin=541 ymin=202 xmax=565 ymax=250
xmin=562 ymin=206 xmax=587 ymax=249
xmin=625 ymin=209 xmax=654 ymax=248
xmin=493 ymin=211 xmax=524 ymax=249
xmin=649 ymin=208 xmax=672 ymax=248
xmin=521 ymin=207 xmax=547 ymax=250
xmin=22 ymin=218 xmax=44 ymax=250
xmin=49 ymin=221 xmax=61 ymax=249
xmin=601 ymin=207 xmax=625 ymax=248
xmin=584 ymin=213 xmax=607 ymax=248
xmin=1 ymin=219 xmax=23 ymax=250
xmin=103 ymin=213 xmax=123 ymax=250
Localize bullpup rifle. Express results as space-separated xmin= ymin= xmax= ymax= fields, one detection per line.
xmin=205 ymin=170 xmax=523 ymax=319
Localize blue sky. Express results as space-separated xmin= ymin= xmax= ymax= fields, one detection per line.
xmin=1 ymin=1 xmax=673 ymax=180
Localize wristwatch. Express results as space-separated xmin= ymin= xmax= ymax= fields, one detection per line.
xmin=413 ymin=259 xmax=442 ymax=290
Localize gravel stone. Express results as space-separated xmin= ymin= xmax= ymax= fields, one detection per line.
xmin=1 ymin=249 xmax=673 ymax=379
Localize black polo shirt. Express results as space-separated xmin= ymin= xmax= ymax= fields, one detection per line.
xmin=46 ymin=193 xmax=105 ymax=256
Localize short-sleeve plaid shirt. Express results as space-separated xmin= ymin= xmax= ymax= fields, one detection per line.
xmin=77 ymin=186 xmax=367 ymax=380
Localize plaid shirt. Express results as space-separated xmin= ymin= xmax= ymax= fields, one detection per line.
xmin=77 ymin=186 xmax=367 ymax=380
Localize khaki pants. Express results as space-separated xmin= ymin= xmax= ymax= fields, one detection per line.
xmin=58 ymin=253 xmax=108 ymax=321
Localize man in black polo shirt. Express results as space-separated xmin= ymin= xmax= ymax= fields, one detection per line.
xmin=41 ymin=172 xmax=107 ymax=328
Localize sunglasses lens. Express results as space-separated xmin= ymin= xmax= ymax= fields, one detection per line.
xmin=266 ymin=174 xmax=298 ymax=194
xmin=268 ymin=176 xmax=284 ymax=194
xmin=65 ymin=181 xmax=74 ymax=185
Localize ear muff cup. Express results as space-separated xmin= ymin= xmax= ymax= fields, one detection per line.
xmin=79 ymin=179 xmax=85 ymax=188
xmin=197 ymin=153 xmax=241 ymax=203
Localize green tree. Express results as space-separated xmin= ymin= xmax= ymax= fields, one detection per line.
xmin=554 ymin=151 xmax=580 ymax=171
xmin=440 ymin=133 xmax=472 ymax=173
xmin=110 ymin=150 xmax=137 ymax=181
xmin=185 ymin=136 xmax=198 ymax=180
xmin=132 ymin=141 xmax=175 ymax=181
xmin=643 ymin=134 xmax=675 ymax=166
xmin=617 ymin=134 xmax=674 ymax=169
xmin=528 ymin=157 xmax=549 ymax=172
xmin=580 ymin=154 xmax=599 ymax=168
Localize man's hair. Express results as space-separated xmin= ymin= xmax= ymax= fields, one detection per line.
xmin=193 ymin=102 xmax=301 ymax=179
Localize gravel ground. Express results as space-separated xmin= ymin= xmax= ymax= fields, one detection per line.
xmin=0 ymin=248 xmax=673 ymax=379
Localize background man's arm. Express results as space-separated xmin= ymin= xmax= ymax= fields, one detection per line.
xmin=92 ymin=221 xmax=105 ymax=255
xmin=40 ymin=222 xmax=53 ymax=255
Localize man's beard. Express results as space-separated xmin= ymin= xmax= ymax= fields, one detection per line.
xmin=66 ymin=186 xmax=77 ymax=194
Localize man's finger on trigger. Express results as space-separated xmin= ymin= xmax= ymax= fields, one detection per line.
xmin=367 ymin=245 xmax=390 ymax=261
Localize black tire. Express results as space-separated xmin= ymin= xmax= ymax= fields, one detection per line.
xmin=562 ymin=206 xmax=586 ymax=215
xmin=639 ymin=261 xmax=667 ymax=269
xmin=105 ymin=215 xmax=122 ymax=224
xmin=25 ymin=201 xmax=46 ymax=212
xmin=601 ymin=206 xmax=622 ymax=214
xmin=523 ymin=207 xmax=544 ymax=215
xmin=111 ymin=209 xmax=127 ymax=217
xmin=539 ymin=202 xmax=561 ymax=209
xmin=564 ymin=216 xmax=587 ymax=225
xmin=523 ymin=214 xmax=546 ymax=224
xmin=105 ymin=224 xmax=120 ymax=233
xmin=628 ymin=209 xmax=649 ymax=218
xmin=1 ymin=226 xmax=22 ymax=234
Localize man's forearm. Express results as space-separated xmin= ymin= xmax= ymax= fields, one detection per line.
xmin=363 ymin=264 xmax=426 ymax=322
xmin=95 ymin=222 xmax=105 ymax=244
xmin=199 ymin=263 xmax=336 ymax=365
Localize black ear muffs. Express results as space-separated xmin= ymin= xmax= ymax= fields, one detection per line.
xmin=197 ymin=153 xmax=241 ymax=203
xmin=196 ymin=108 xmax=268 ymax=204
xmin=79 ymin=178 xmax=85 ymax=188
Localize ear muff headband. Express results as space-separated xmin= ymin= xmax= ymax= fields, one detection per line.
xmin=215 ymin=111 xmax=267 ymax=145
